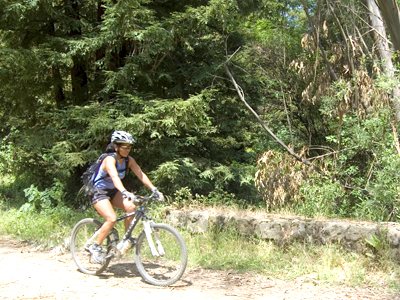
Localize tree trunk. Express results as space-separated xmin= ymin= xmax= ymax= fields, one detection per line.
xmin=52 ymin=66 xmax=65 ymax=104
xmin=366 ymin=0 xmax=400 ymax=122
xmin=367 ymin=0 xmax=395 ymax=76
xmin=67 ymin=0 xmax=88 ymax=105
xmin=375 ymin=0 xmax=400 ymax=53
xmin=71 ymin=57 xmax=88 ymax=105
xmin=366 ymin=0 xmax=400 ymax=155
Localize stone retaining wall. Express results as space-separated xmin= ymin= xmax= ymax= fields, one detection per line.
xmin=165 ymin=210 xmax=400 ymax=260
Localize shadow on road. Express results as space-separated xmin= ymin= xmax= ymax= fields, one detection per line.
xmin=95 ymin=262 xmax=193 ymax=288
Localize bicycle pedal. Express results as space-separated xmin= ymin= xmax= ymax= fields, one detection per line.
xmin=104 ymin=253 xmax=114 ymax=259
xmin=129 ymin=237 xmax=137 ymax=245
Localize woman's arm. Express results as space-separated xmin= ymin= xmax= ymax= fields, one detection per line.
xmin=128 ymin=156 xmax=155 ymax=190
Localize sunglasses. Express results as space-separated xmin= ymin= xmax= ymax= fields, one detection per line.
xmin=118 ymin=145 xmax=132 ymax=150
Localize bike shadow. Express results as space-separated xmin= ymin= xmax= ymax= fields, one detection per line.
xmin=97 ymin=262 xmax=193 ymax=287
xmin=103 ymin=262 xmax=141 ymax=277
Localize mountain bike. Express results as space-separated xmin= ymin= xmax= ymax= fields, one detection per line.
xmin=69 ymin=195 xmax=188 ymax=286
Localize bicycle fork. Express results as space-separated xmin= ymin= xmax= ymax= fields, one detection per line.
xmin=143 ymin=220 xmax=165 ymax=257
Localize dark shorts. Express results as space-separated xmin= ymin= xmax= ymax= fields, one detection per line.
xmin=91 ymin=186 xmax=119 ymax=205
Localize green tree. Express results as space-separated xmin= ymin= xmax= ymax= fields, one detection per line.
xmin=1 ymin=0 xmax=295 ymax=206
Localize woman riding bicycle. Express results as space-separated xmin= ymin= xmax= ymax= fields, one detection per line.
xmin=88 ymin=130 xmax=164 ymax=264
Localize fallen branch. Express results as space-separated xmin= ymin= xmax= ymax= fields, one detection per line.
xmin=223 ymin=62 xmax=324 ymax=175
xmin=223 ymin=52 xmax=373 ymax=196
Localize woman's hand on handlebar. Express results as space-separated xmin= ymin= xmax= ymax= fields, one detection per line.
xmin=151 ymin=187 xmax=165 ymax=201
xmin=122 ymin=188 xmax=164 ymax=204
xmin=121 ymin=189 xmax=135 ymax=201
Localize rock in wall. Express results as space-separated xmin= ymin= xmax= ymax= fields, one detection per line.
xmin=165 ymin=210 xmax=400 ymax=259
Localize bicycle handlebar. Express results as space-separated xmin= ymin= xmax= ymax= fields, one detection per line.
xmin=132 ymin=195 xmax=159 ymax=205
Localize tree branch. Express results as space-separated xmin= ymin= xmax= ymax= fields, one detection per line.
xmin=301 ymin=0 xmax=338 ymax=81
xmin=223 ymin=50 xmax=371 ymax=195
xmin=223 ymin=61 xmax=324 ymax=175
xmin=281 ymin=85 xmax=294 ymax=148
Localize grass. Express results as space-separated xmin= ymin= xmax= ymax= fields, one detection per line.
xmin=0 ymin=204 xmax=86 ymax=248
xmin=179 ymin=226 xmax=400 ymax=290
xmin=0 ymin=200 xmax=399 ymax=293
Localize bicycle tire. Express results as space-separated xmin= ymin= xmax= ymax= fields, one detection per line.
xmin=135 ymin=223 xmax=188 ymax=286
xmin=70 ymin=218 xmax=112 ymax=275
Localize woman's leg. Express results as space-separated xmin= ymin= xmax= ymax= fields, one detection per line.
xmin=112 ymin=191 xmax=136 ymax=232
xmin=93 ymin=199 xmax=117 ymax=245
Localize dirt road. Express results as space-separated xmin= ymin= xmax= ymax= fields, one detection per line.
xmin=0 ymin=238 xmax=399 ymax=300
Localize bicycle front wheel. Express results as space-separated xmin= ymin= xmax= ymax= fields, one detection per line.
xmin=135 ymin=223 xmax=188 ymax=286
xmin=70 ymin=218 xmax=111 ymax=275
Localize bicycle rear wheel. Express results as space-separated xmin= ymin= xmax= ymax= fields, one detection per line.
xmin=135 ymin=223 xmax=188 ymax=286
xmin=70 ymin=218 xmax=111 ymax=275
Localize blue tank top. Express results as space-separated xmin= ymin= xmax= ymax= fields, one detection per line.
xmin=94 ymin=156 xmax=128 ymax=189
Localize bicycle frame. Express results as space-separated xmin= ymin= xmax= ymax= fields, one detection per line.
xmin=105 ymin=203 xmax=163 ymax=258
xmin=117 ymin=208 xmax=143 ymax=241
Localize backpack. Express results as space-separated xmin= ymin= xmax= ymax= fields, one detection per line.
xmin=82 ymin=153 xmax=129 ymax=199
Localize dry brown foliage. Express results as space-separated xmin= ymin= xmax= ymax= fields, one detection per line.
xmin=255 ymin=148 xmax=319 ymax=209
xmin=290 ymin=32 xmax=389 ymax=118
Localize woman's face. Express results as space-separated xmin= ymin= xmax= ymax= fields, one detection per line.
xmin=116 ymin=143 xmax=132 ymax=156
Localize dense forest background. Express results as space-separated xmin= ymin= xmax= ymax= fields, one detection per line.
xmin=1 ymin=0 xmax=400 ymax=222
